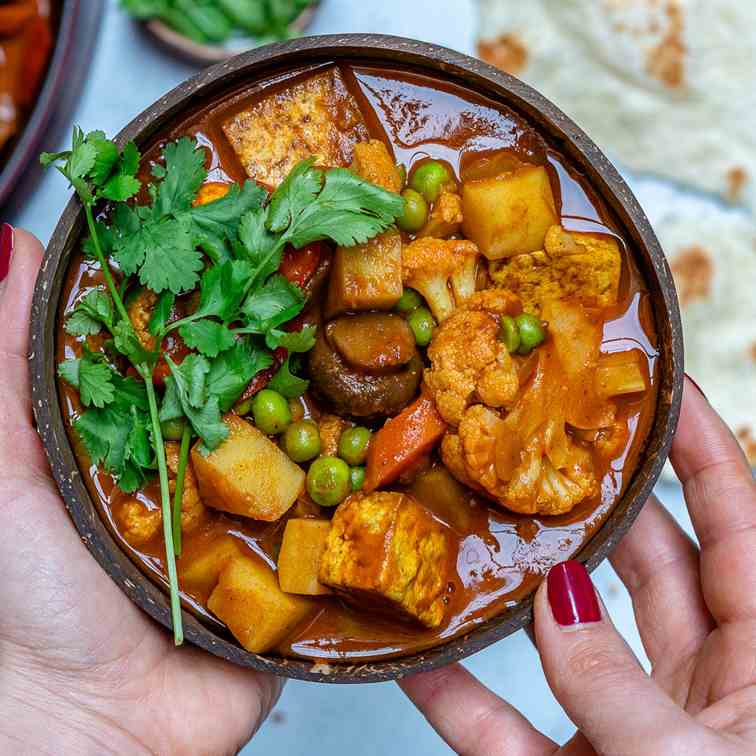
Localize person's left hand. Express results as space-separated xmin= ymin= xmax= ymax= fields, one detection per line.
xmin=0 ymin=227 xmax=281 ymax=755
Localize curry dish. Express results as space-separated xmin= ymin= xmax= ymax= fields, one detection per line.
xmin=55 ymin=62 xmax=658 ymax=661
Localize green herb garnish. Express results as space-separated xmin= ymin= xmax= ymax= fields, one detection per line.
xmin=43 ymin=126 xmax=404 ymax=647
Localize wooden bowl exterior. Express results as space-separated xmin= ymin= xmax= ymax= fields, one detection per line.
xmin=30 ymin=34 xmax=684 ymax=683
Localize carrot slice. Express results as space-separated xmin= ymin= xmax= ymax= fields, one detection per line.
xmin=365 ymin=395 xmax=447 ymax=492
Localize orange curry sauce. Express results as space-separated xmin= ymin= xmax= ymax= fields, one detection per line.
xmin=57 ymin=63 xmax=658 ymax=662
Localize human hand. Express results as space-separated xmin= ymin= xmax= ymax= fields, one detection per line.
xmin=0 ymin=226 xmax=281 ymax=756
xmin=400 ymin=377 xmax=756 ymax=755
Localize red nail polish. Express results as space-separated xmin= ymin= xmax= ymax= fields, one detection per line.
xmin=684 ymin=373 xmax=707 ymax=402
xmin=547 ymin=561 xmax=601 ymax=627
xmin=0 ymin=223 xmax=13 ymax=283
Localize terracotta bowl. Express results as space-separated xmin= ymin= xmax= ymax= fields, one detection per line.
xmin=30 ymin=34 xmax=684 ymax=684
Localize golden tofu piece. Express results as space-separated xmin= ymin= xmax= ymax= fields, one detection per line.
xmin=319 ymin=492 xmax=452 ymax=628
xmin=325 ymin=229 xmax=403 ymax=318
xmin=278 ymin=519 xmax=333 ymax=596
xmin=418 ymin=189 xmax=464 ymax=239
xmin=490 ymin=225 xmax=622 ymax=314
xmin=350 ymin=139 xmax=403 ymax=192
xmin=208 ymin=555 xmax=314 ymax=654
xmin=222 ymin=67 xmax=368 ymax=187
xmin=462 ymin=165 xmax=557 ymax=259
xmin=179 ymin=535 xmax=242 ymax=600
xmin=191 ymin=415 xmax=305 ymax=522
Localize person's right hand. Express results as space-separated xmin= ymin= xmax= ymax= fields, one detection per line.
xmin=401 ymin=378 xmax=756 ymax=755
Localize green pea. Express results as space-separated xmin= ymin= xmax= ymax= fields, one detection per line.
xmin=516 ymin=313 xmax=547 ymax=355
xmin=234 ymin=397 xmax=253 ymax=416
xmin=498 ymin=315 xmax=521 ymax=354
xmin=397 ymin=189 xmax=428 ymax=233
xmin=161 ymin=417 xmax=186 ymax=442
xmin=407 ymin=306 xmax=435 ymax=347
xmin=395 ymin=287 xmax=423 ymax=314
xmin=350 ymin=466 xmax=366 ymax=492
xmin=338 ymin=426 xmax=372 ymax=466
xmin=409 ymin=160 xmax=453 ymax=203
xmin=283 ymin=420 xmax=321 ymax=463
xmin=307 ymin=457 xmax=351 ymax=507
xmin=252 ymin=389 xmax=291 ymax=435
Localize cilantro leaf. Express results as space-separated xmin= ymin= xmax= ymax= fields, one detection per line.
xmin=267 ymin=158 xmax=322 ymax=233
xmin=119 ymin=141 xmax=141 ymax=177
xmin=87 ymin=131 xmax=120 ymax=186
xmin=58 ymin=355 xmax=115 ymax=408
xmin=113 ymin=319 xmax=154 ymax=366
xmin=284 ymin=167 xmax=405 ymax=248
xmin=162 ymin=355 xmax=228 ymax=450
xmin=148 ymin=291 xmax=175 ymax=336
xmin=194 ymin=259 xmax=254 ymax=322
xmin=265 ymin=324 xmax=316 ymax=353
xmin=237 ymin=207 xmax=281 ymax=283
xmin=241 ymin=275 xmax=305 ymax=332
xmin=101 ymin=174 xmax=141 ymax=202
xmin=268 ymin=356 xmax=309 ymax=398
xmin=65 ymin=289 xmax=114 ymax=336
xmin=178 ymin=320 xmax=235 ymax=358
xmin=207 ymin=339 xmax=273 ymax=412
xmin=154 ymin=137 xmax=207 ymax=218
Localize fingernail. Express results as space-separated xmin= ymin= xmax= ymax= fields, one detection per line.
xmin=547 ymin=561 xmax=601 ymax=627
xmin=684 ymin=373 xmax=707 ymax=402
xmin=0 ymin=223 xmax=13 ymax=283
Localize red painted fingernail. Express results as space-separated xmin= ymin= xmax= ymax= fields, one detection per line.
xmin=547 ymin=561 xmax=601 ymax=627
xmin=0 ymin=223 xmax=13 ymax=283
xmin=684 ymin=373 xmax=707 ymax=402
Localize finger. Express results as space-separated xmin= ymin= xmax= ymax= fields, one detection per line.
xmin=0 ymin=227 xmax=48 ymax=479
xmin=534 ymin=561 xmax=709 ymax=755
xmin=609 ymin=496 xmax=714 ymax=683
xmin=671 ymin=377 xmax=756 ymax=624
xmin=399 ymin=662 xmax=556 ymax=756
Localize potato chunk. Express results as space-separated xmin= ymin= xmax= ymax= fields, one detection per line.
xmin=278 ymin=519 xmax=332 ymax=596
xmin=595 ymin=350 xmax=648 ymax=399
xmin=191 ymin=415 xmax=305 ymax=521
xmin=222 ymin=67 xmax=368 ymax=187
xmin=462 ymin=165 xmax=557 ymax=259
xmin=319 ymin=492 xmax=452 ymax=628
xmin=490 ymin=225 xmax=622 ymax=314
xmin=208 ymin=556 xmax=314 ymax=653
xmin=350 ymin=139 xmax=403 ymax=192
xmin=179 ymin=536 xmax=242 ymax=600
xmin=325 ymin=229 xmax=403 ymax=318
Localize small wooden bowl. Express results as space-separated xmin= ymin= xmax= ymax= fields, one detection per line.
xmin=142 ymin=2 xmax=320 ymax=64
xmin=30 ymin=35 xmax=684 ymax=684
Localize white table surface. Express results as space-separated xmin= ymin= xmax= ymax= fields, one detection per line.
xmin=8 ymin=1 xmax=691 ymax=752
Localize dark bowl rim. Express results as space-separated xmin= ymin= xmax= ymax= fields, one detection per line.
xmin=30 ymin=33 xmax=684 ymax=684
xmin=0 ymin=0 xmax=81 ymax=208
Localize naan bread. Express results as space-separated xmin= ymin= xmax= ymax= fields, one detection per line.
xmin=631 ymin=180 xmax=756 ymax=470
xmin=477 ymin=0 xmax=756 ymax=210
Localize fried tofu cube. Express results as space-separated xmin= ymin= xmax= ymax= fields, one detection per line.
xmin=462 ymin=165 xmax=558 ymax=259
xmin=490 ymin=225 xmax=622 ymax=314
xmin=191 ymin=415 xmax=305 ymax=522
xmin=349 ymin=139 xmax=403 ymax=193
xmin=325 ymin=228 xmax=403 ymax=318
xmin=278 ymin=519 xmax=333 ymax=596
xmin=222 ymin=67 xmax=368 ymax=187
xmin=208 ymin=556 xmax=314 ymax=654
xmin=179 ymin=536 xmax=242 ymax=600
xmin=319 ymin=492 xmax=452 ymax=628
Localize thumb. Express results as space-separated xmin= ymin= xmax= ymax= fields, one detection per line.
xmin=0 ymin=225 xmax=48 ymax=478
xmin=534 ymin=560 xmax=698 ymax=755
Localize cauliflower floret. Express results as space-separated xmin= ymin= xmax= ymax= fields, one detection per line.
xmin=401 ymin=238 xmax=481 ymax=322
xmin=118 ymin=498 xmax=162 ymax=547
xmin=127 ymin=288 xmax=158 ymax=351
xmin=350 ymin=139 xmax=403 ymax=193
xmin=166 ymin=441 xmax=206 ymax=533
xmin=418 ymin=190 xmax=464 ymax=239
xmin=489 ymin=224 xmax=621 ymax=314
xmin=425 ymin=289 xmax=521 ymax=426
